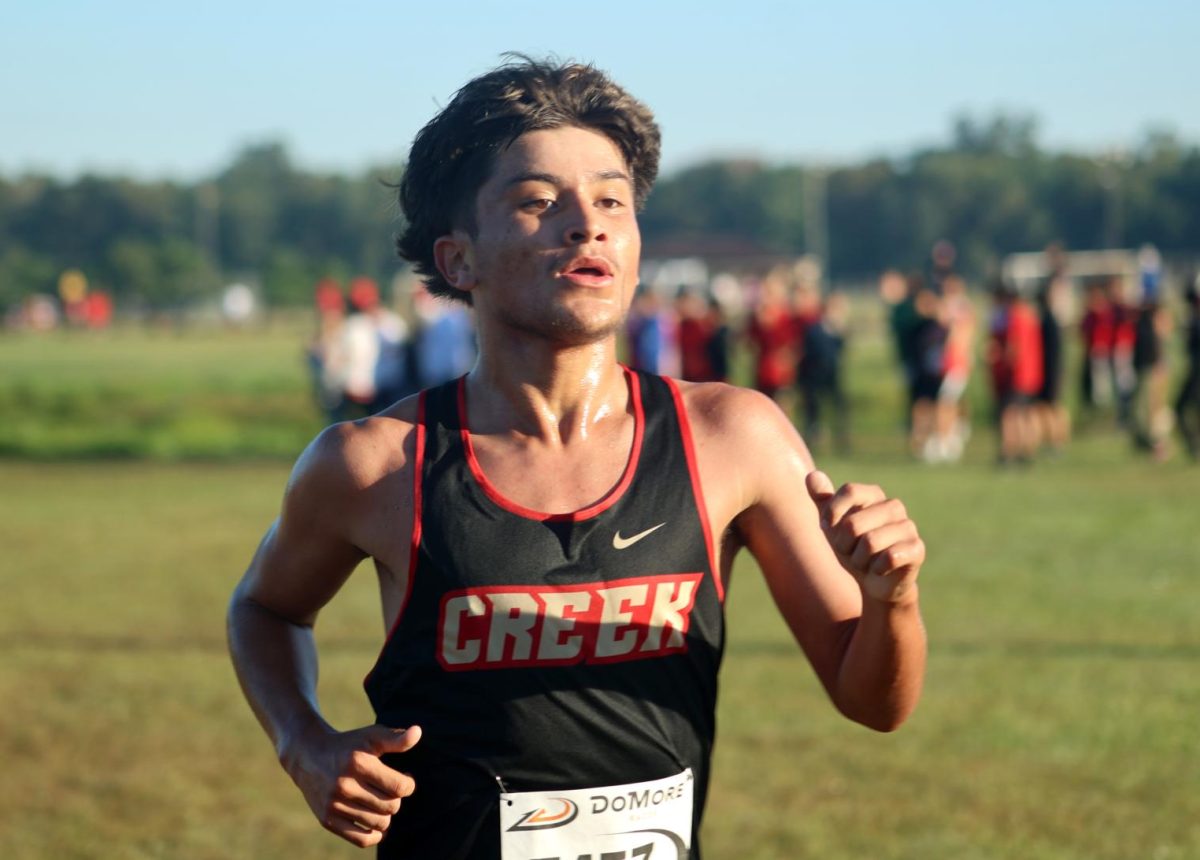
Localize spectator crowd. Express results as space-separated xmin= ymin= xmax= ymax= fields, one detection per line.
xmin=307 ymin=243 xmax=1200 ymax=466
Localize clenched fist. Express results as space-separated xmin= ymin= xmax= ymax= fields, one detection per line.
xmin=806 ymin=471 xmax=924 ymax=604
xmin=282 ymin=723 xmax=422 ymax=848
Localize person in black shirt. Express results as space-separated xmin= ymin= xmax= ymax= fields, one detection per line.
xmin=797 ymin=292 xmax=850 ymax=455
xmin=1131 ymin=294 xmax=1174 ymax=459
xmin=227 ymin=57 xmax=927 ymax=859
xmin=909 ymin=286 xmax=946 ymax=460
xmin=1176 ymin=280 xmax=1200 ymax=459
xmin=1034 ymin=276 xmax=1070 ymax=454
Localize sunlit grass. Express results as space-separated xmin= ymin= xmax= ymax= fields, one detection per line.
xmin=1 ymin=318 xmax=1197 ymax=858
xmin=1 ymin=445 xmax=1197 ymax=858
xmin=0 ymin=322 xmax=323 ymax=459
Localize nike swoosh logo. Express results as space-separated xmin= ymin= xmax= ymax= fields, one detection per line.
xmin=612 ymin=522 xmax=666 ymax=550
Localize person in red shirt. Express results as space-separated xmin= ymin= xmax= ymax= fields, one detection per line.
xmin=1008 ymin=293 xmax=1044 ymax=399
xmin=988 ymin=281 xmax=1043 ymax=465
xmin=746 ymin=273 xmax=799 ymax=400
xmin=1079 ymin=280 xmax=1114 ymax=415
xmin=675 ymin=288 xmax=720 ymax=382
xmin=1108 ymin=276 xmax=1138 ymax=429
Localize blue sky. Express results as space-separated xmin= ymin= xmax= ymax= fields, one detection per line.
xmin=2 ymin=0 xmax=1196 ymax=180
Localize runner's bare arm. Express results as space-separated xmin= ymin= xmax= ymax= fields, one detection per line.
xmin=686 ymin=384 xmax=926 ymax=731
xmin=227 ymin=409 xmax=422 ymax=847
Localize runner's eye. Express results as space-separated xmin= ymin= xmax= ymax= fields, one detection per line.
xmin=521 ymin=197 xmax=555 ymax=213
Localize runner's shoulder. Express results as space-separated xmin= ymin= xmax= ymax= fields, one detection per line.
xmin=289 ymin=394 xmax=422 ymax=501
xmin=672 ymin=380 xmax=812 ymax=513
xmin=674 ymin=379 xmax=796 ymax=447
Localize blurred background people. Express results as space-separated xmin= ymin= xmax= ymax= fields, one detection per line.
xmin=675 ymin=287 xmax=726 ymax=382
xmin=1176 ymin=277 xmax=1200 ymax=461
xmin=330 ymin=276 xmax=408 ymax=420
xmin=746 ymin=270 xmax=798 ymax=401
xmin=626 ymin=285 xmax=679 ymax=376
xmin=1108 ymin=276 xmax=1138 ymax=429
xmin=792 ymin=279 xmax=823 ymax=342
xmin=412 ymin=283 xmax=477 ymax=389
xmin=796 ymin=291 xmax=850 ymax=455
xmin=887 ymin=271 xmax=924 ymax=433
xmin=308 ymin=277 xmax=348 ymax=422
xmin=1034 ymin=274 xmax=1071 ymax=455
xmin=1138 ymin=244 xmax=1163 ymax=304
xmin=931 ymin=274 xmax=976 ymax=462
xmin=704 ymin=294 xmax=731 ymax=383
xmin=351 ymin=276 xmax=414 ymax=413
xmin=988 ymin=280 xmax=1043 ymax=465
xmin=1130 ymin=292 xmax=1173 ymax=460
xmin=929 ymin=238 xmax=958 ymax=292
xmin=1079 ymin=279 xmax=1114 ymax=416
xmin=909 ymin=284 xmax=947 ymax=461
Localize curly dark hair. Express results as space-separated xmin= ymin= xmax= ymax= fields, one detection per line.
xmin=395 ymin=55 xmax=661 ymax=304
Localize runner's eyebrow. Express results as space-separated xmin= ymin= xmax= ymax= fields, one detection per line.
xmin=504 ymin=169 xmax=632 ymax=188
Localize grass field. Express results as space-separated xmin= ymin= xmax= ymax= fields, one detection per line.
xmin=1 ymin=322 xmax=1197 ymax=859
xmin=0 ymin=322 xmax=323 ymax=460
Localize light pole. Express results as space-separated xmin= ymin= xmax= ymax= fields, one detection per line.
xmin=803 ymin=165 xmax=830 ymax=283
xmin=1100 ymin=148 xmax=1126 ymax=250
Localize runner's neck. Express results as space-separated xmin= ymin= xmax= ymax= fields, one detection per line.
xmin=466 ymin=345 xmax=630 ymax=445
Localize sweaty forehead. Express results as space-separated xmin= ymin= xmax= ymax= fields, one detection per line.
xmin=487 ymin=127 xmax=631 ymax=188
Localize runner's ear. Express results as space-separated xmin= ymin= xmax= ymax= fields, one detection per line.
xmin=433 ymin=233 xmax=477 ymax=292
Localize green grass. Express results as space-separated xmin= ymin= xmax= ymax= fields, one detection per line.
xmin=710 ymin=450 xmax=1199 ymax=859
xmin=1 ymin=322 xmax=1197 ymax=858
xmin=0 ymin=322 xmax=324 ymax=460
xmin=1 ymin=452 xmax=1197 ymax=858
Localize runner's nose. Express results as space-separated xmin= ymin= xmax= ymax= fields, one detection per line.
xmin=563 ymin=201 xmax=607 ymax=245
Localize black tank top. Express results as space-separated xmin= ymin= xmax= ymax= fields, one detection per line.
xmin=364 ymin=369 xmax=725 ymax=859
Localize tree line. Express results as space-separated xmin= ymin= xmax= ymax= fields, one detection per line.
xmin=2 ymin=114 xmax=1198 ymax=312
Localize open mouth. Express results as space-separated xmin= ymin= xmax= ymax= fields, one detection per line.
xmin=561 ymin=257 xmax=614 ymax=280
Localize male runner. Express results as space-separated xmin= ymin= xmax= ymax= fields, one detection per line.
xmin=228 ymin=57 xmax=926 ymax=859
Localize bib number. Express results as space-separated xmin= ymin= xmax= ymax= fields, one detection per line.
xmin=499 ymin=769 xmax=693 ymax=860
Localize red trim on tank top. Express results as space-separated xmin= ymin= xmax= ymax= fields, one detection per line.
xmin=363 ymin=390 xmax=426 ymax=688
xmin=664 ymin=377 xmax=724 ymax=603
xmin=457 ymin=368 xmax=644 ymax=523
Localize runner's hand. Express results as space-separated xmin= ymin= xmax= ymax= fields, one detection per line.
xmin=282 ymin=723 xmax=421 ymax=847
xmin=805 ymin=471 xmax=923 ymax=604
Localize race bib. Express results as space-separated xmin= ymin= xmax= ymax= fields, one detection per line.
xmin=499 ymin=768 xmax=693 ymax=860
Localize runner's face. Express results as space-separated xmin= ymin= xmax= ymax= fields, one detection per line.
xmin=463 ymin=126 xmax=641 ymax=345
